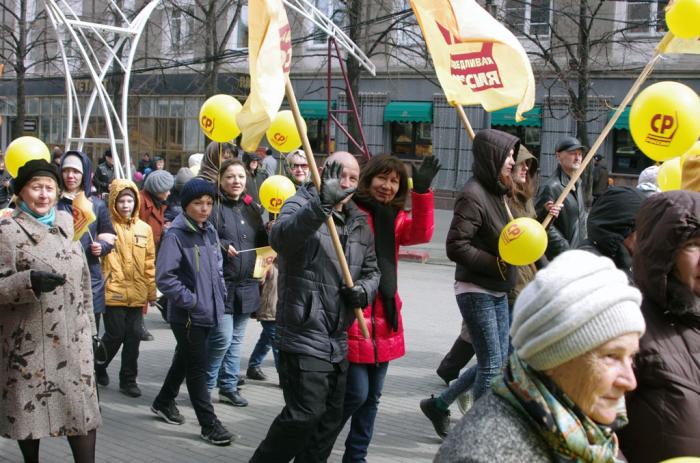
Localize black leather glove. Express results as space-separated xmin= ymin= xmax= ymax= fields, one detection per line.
xmin=412 ymin=156 xmax=442 ymax=193
xmin=30 ymin=271 xmax=66 ymax=294
xmin=339 ymin=285 xmax=368 ymax=309
xmin=320 ymin=161 xmax=356 ymax=214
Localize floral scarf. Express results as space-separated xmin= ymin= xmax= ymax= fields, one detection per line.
xmin=493 ymin=354 xmax=621 ymax=463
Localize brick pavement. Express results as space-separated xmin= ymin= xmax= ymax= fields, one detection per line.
xmin=0 ymin=258 xmax=465 ymax=463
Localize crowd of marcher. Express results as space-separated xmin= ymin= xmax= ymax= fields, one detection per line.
xmin=0 ymin=130 xmax=698 ymax=463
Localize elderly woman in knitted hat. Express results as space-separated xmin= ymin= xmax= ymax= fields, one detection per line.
xmin=435 ymin=250 xmax=645 ymax=462
xmin=0 ymin=159 xmax=101 ymax=462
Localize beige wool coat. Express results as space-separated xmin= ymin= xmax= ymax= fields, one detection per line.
xmin=0 ymin=208 xmax=101 ymax=440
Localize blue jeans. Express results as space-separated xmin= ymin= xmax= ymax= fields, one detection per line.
xmin=206 ymin=312 xmax=249 ymax=392
xmin=340 ymin=362 xmax=389 ymax=463
xmin=248 ymin=320 xmax=279 ymax=371
xmin=440 ymin=292 xmax=510 ymax=404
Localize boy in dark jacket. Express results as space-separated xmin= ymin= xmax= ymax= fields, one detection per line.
xmin=151 ymin=178 xmax=234 ymax=446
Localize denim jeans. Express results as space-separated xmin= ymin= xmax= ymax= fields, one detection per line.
xmin=340 ymin=362 xmax=389 ymax=463
xmin=206 ymin=312 xmax=250 ymax=392
xmin=248 ymin=320 xmax=279 ymax=371
xmin=440 ymin=292 xmax=510 ymax=404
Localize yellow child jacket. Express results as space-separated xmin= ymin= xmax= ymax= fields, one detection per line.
xmin=103 ymin=179 xmax=157 ymax=307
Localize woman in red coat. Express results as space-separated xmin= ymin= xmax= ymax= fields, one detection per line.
xmin=339 ymin=154 xmax=439 ymax=462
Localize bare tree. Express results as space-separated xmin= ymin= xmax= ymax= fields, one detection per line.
xmin=0 ymin=0 xmax=55 ymax=137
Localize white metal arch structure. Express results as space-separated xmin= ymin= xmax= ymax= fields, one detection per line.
xmin=282 ymin=0 xmax=376 ymax=76
xmin=44 ymin=0 xmax=160 ymax=179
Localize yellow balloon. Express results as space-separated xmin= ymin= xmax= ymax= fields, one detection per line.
xmin=5 ymin=136 xmax=50 ymax=178
xmin=199 ymin=94 xmax=242 ymax=142
xmin=659 ymin=458 xmax=700 ymax=463
xmin=498 ymin=217 xmax=548 ymax=266
xmin=266 ymin=110 xmax=306 ymax=153
xmin=630 ymin=82 xmax=700 ymax=162
xmin=259 ymin=175 xmax=296 ymax=213
xmin=666 ymin=0 xmax=700 ymax=39
xmin=658 ymin=158 xmax=682 ymax=191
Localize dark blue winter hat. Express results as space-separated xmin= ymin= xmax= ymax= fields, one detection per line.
xmin=180 ymin=177 xmax=216 ymax=209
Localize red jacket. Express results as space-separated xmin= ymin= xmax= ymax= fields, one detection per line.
xmin=346 ymin=190 xmax=435 ymax=364
xmin=139 ymin=190 xmax=168 ymax=248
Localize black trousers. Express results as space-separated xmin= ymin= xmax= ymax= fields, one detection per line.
xmin=436 ymin=336 xmax=475 ymax=384
xmin=154 ymin=323 xmax=217 ymax=428
xmin=250 ymin=351 xmax=349 ymax=463
xmin=100 ymin=306 xmax=143 ymax=386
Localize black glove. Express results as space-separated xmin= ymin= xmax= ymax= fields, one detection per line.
xmin=320 ymin=161 xmax=356 ymax=214
xmin=412 ymin=156 xmax=442 ymax=193
xmin=339 ymin=285 xmax=368 ymax=309
xmin=30 ymin=270 xmax=66 ymax=294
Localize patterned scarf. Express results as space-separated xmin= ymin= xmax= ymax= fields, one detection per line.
xmin=493 ymin=354 xmax=621 ymax=463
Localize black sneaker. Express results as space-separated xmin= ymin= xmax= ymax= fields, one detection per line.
xmin=120 ymin=383 xmax=142 ymax=398
xmin=141 ymin=328 xmax=155 ymax=342
xmin=420 ymin=395 xmax=450 ymax=439
xmin=237 ymin=375 xmax=245 ymax=387
xmin=151 ymin=401 xmax=185 ymax=425
xmin=200 ymin=420 xmax=233 ymax=446
xmin=246 ymin=366 xmax=267 ymax=381
xmin=95 ymin=367 xmax=109 ymax=387
xmin=219 ymin=389 xmax=248 ymax=407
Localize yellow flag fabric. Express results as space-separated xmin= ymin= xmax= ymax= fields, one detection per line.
xmin=253 ymin=246 xmax=277 ymax=279
xmin=410 ymin=0 xmax=535 ymax=121
xmin=659 ymin=35 xmax=700 ymax=54
xmin=237 ymin=0 xmax=292 ymax=152
xmin=72 ymin=191 xmax=96 ymax=241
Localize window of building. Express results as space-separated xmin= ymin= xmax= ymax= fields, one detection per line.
xmin=612 ymin=129 xmax=654 ymax=175
xmin=395 ymin=0 xmax=419 ymax=45
xmin=311 ymin=0 xmax=345 ymax=46
xmin=390 ymin=122 xmax=432 ymax=159
xmin=170 ymin=6 xmax=194 ymax=52
xmin=626 ymin=1 xmax=668 ymax=34
xmin=504 ymin=0 xmax=552 ymax=37
xmin=236 ymin=5 xmax=248 ymax=49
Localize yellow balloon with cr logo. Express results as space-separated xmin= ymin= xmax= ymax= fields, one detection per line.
xmin=5 ymin=136 xmax=51 ymax=178
xmin=199 ymin=94 xmax=242 ymax=142
xmin=266 ymin=110 xmax=306 ymax=153
xmin=658 ymin=158 xmax=682 ymax=191
xmin=498 ymin=217 xmax=548 ymax=266
xmin=666 ymin=0 xmax=700 ymax=39
xmin=259 ymin=175 xmax=296 ymax=213
xmin=629 ymin=82 xmax=700 ymax=162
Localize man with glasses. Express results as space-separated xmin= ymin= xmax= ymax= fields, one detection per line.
xmin=536 ymin=136 xmax=588 ymax=259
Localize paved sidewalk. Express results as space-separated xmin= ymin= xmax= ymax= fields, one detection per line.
xmin=0 ymin=259 xmax=465 ymax=463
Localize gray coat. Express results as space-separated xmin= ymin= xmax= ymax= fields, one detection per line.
xmin=434 ymin=392 xmax=552 ymax=462
xmin=0 ymin=209 xmax=101 ymax=439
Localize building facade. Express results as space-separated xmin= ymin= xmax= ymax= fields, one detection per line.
xmin=1 ymin=0 xmax=698 ymax=197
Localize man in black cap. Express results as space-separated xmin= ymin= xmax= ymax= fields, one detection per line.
xmin=535 ymin=136 xmax=588 ymax=259
xmin=94 ymin=149 xmax=115 ymax=197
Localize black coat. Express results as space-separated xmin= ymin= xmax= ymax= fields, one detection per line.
xmin=270 ymin=185 xmax=380 ymax=363
xmin=210 ymin=194 xmax=268 ymax=315
xmin=446 ymin=129 xmax=519 ymax=293
xmin=535 ymin=166 xmax=587 ymax=260
xmin=0 ymin=169 xmax=12 ymax=209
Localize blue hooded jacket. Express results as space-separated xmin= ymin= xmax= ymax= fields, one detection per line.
xmin=56 ymin=150 xmax=115 ymax=313
xmin=156 ymin=212 xmax=226 ymax=327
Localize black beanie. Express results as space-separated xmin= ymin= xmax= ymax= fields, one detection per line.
xmin=11 ymin=159 xmax=60 ymax=194
xmin=180 ymin=177 xmax=216 ymax=209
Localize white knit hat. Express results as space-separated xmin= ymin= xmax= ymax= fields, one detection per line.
xmin=511 ymin=250 xmax=645 ymax=371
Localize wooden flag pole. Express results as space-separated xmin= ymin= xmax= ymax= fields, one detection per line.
xmin=285 ymin=78 xmax=370 ymax=339
xmin=541 ymin=33 xmax=672 ymax=229
xmin=454 ymin=104 xmax=476 ymax=141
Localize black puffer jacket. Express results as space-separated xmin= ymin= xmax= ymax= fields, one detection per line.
xmin=535 ymin=165 xmax=587 ymax=259
xmin=210 ymin=193 xmax=268 ymax=315
xmin=618 ymin=191 xmax=700 ymax=462
xmin=578 ymin=186 xmax=646 ymax=281
xmin=270 ymin=185 xmax=380 ymax=363
xmin=446 ymin=129 xmax=519 ymax=292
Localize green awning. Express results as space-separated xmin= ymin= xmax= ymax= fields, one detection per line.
xmin=384 ymin=101 xmax=433 ymax=123
xmin=490 ymin=105 xmax=542 ymax=127
xmin=609 ymin=107 xmax=630 ymax=130
xmin=298 ymin=100 xmax=336 ymax=120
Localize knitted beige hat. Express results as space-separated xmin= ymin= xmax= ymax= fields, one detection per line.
xmin=511 ymin=250 xmax=645 ymax=371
